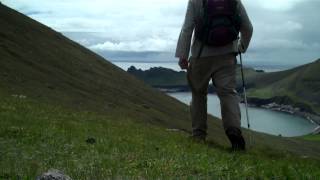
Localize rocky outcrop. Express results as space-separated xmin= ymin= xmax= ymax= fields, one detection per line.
xmin=36 ymin=169 xmax=72 ymax=180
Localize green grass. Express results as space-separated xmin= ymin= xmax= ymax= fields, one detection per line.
xmin=245 ymin=60 xmax=320 ymax=114
xmin=302 ymin=134 xmax=320 ymax=142
xmin=1 ymin=95 xmax=320 ymax=179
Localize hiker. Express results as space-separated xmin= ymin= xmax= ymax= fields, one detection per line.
xmin=175 ymin=0 xmax=253 ymax=150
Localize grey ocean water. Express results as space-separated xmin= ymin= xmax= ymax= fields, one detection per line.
xmin=114 ymin=61 xmax=318 ymax=137
xmin=168 ymin=92 xmax=318 ymax=137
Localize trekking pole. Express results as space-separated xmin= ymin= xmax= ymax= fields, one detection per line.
xmin=239 ymin=53 xmax=252 ymax=147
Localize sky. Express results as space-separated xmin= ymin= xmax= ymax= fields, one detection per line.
xmin=2 ymin=0 xmax=320 ymax=66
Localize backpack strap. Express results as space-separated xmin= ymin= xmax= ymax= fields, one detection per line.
xmin=197 ymin=0 xmax=208 ymax=59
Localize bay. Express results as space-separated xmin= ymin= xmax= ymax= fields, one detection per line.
xmin=111 ymin=61 xmax=318 ymax=137
xmin=168 ymin=92 xmax=318 ymax=137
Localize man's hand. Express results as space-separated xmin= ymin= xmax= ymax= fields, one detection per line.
xmin=178 ymin=58 xmax=188 ymax=70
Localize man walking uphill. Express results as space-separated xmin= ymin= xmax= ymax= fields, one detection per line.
xmin=175 ymin=0 xmax=253 ymax=150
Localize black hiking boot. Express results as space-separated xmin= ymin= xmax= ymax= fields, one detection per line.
xmin=226 ymin=127 xmax=246 ymax=151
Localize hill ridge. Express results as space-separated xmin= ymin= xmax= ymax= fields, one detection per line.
xmin=126 ymin=59 xmax=320 ymax=116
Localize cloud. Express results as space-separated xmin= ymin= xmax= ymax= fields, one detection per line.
xmin=3 ymin=0 xmax=183 ymax=53
xmin=247 ymin=0 xmax=305 ymax=11
xmin=90 ymin=38 xmax=176 ymax=52
xmin=2 ymin=0 xmax=320 ymax=66
xmin=252 ymin=39 xmax=320 ymax=51
xmin=95 ymin=50 xmax=175 ymax=62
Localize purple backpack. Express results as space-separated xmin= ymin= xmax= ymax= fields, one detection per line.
xmin=195 ymin=0 xmax=241 ymax=50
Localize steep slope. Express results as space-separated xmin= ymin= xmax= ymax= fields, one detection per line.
xmin=247 ymin=59 xmax=320 ymax=114
xmin=0 ymin=3 xmax=193 ymax=130
xmin=0 ymin=3 xmax=320 ymax=167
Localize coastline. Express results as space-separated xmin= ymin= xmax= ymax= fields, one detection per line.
xmin=250 ymin=102 xmax=320 ymax=124
xmin=160 ymin=88 xmax=320 ymax=134
xmin=246 ymin=97 xmax=320 ymax=127
xmin=247 ymin=102 xmax=320 ymax=134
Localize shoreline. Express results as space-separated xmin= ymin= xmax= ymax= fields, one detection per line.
xmin=245 ymin=97 xmax=320 ymax=127
xmin=161 ymin=88 xmax=320 ymax=134
xmin=247 ymin=102 xmax=320 ymax=126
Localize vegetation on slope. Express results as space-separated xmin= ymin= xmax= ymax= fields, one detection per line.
xmin=0 ymin=3 xmax=193 ymax=131
xmin=247 ymin=59 xmax=320 ymax=114
xmin=1 ymin=94 xmax=320 ymax=179
xmin=302 ymin=134 xmax=320 ymax=142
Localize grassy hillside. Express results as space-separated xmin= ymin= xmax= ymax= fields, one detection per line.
xmin=303 ymin=134 xmax=320 ymax=142
xmin=1 ymin=3 xmax=320 ymax=178
xmin=0 ymin=3 xmax=192 ymax=131
xmin=247 ymin=59 xmax=320 ymax=114
xmin=1 ymin=93 xmax=320 ymax=179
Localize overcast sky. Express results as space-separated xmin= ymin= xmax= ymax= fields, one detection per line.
xmin=2 ymin=0 xmax=320 ymax=66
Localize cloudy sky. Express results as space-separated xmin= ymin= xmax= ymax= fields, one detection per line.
xmin=2 ymin=0 xmax=320 ymax=66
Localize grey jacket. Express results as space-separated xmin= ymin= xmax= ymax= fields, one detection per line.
xmin=175 ymin=0 xmax=253 ymax=58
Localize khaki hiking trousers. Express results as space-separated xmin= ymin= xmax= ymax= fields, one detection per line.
xmin=187 ymin=53 xmax=241 ymax=137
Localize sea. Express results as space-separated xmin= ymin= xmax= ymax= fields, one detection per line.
xmin=112 ymin=61 xmax=318 ymax=137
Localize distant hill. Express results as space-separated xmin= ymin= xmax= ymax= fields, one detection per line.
xmin=127 ymin=60 xmax=320 ymax=115
xmin=127 ymin=66 xmax=190 ymax=91
xmin=127 ymin=65 xmax=263 ymax=92
xmin=1 ymin=3 xmax=320 ymax=177
xmin=246 ymin=59 xmax=320 ymax=115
